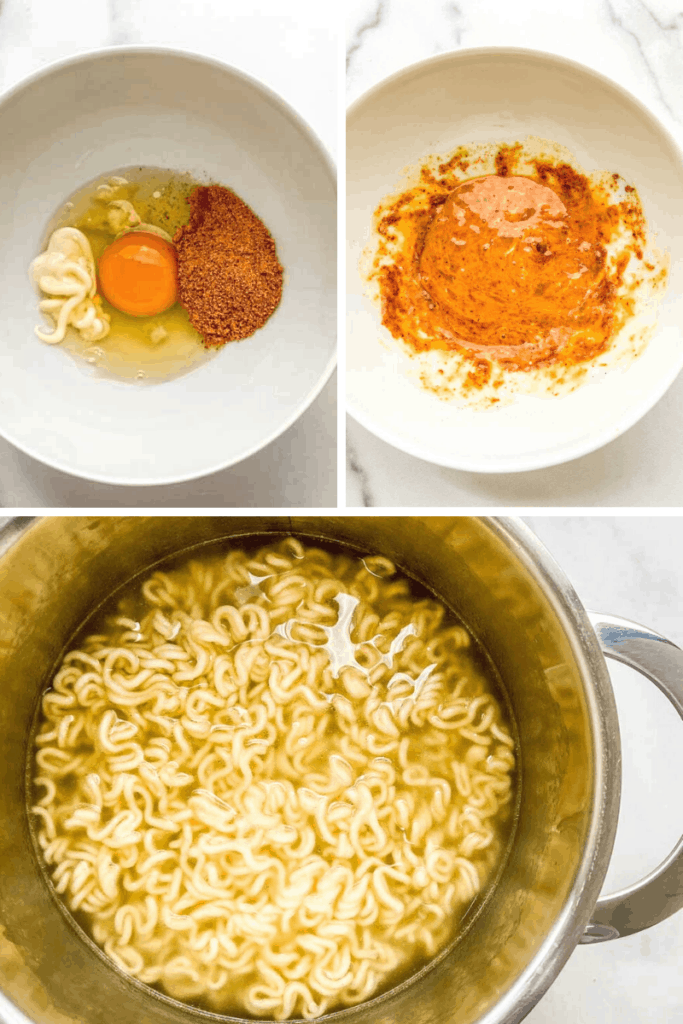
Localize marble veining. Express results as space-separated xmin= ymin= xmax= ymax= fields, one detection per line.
xmin=346 ymin=0 xmax=386 ymax=70
xmin=606 ymin=0 xmax=683 ymax=123
xmin=346 ymin=0 xmax=683 ymax=508
xmin=346 ymin=0 xmax=683 ymax=128
xmin=346 ymin=436 xmax=375 ymax=507
xmin=520 ymin=516 xmax=683 ymax=1023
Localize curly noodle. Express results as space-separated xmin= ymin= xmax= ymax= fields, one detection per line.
xmin=31 ymin=538 xmax=515 ymax=1021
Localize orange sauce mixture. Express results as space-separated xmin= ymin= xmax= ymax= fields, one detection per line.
xmin=372 ymin=144 xmax=659 ymax=390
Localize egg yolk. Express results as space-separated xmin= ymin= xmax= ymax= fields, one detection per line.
xmin=98 ymin=232 xmax=178 ymax=317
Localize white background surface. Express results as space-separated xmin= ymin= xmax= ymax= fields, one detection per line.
xmin=346 ymin=0 xmax=683 ymax=507
xmin=520 ymin=517 xmax=683 ymax=1024
xmin=0 ymin=0 xmax=337 ymax=508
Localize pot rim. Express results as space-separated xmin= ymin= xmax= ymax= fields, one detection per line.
xmin=480 ymin=516 xmax=620 ymax=1024
xmin=0 ymin=516 xmax=621 ymax=1024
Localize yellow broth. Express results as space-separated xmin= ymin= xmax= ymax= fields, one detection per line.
xmin=29 ymin=537 xmax=518 ymax=1021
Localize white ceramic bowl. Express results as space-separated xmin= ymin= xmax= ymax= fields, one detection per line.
xmin=347 ymin=48 xmax=683 ymax=473
xmin=0 ymin=47 xmax=336 ymax=485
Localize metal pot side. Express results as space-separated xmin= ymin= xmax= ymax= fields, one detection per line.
xmin=0 ymin=516 xmax=620 ymax=1024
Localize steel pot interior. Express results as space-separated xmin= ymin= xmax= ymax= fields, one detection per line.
xmin=0 ymin=516 xmax=619 ymax=1024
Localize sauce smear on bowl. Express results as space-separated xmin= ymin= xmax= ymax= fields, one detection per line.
xmin=368 ymin=141 xmax=667 ymax=400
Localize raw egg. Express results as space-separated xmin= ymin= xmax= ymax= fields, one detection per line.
xmin=98 ymin=232 xmax=178 ymax=316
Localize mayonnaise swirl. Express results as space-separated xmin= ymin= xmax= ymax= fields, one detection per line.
xmin=30 ymin=227 xmax=110 ymax=344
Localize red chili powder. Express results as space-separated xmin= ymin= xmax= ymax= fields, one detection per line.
xmin=174 ymin=185 xmax=283 ymax=348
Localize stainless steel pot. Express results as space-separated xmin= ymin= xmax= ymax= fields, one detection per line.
xmin=0 ymin=516 xmax=682 ymax=1024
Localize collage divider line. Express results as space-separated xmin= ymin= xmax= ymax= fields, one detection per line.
xmin=337 ymin=4 xmax=347 ymax=510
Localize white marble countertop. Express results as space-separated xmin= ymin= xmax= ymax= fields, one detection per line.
xmin=0 ymin=0 xmax=337 ymax=509
xmin=346 ymin=0 xmax=683 ymax=507
xmin=519 ymin=517 xmax=683 ymax=1024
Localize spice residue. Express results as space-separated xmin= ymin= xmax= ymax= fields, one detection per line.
xmin=363 ymin=139 xmax=668 ymax=404
xmin=174 ymin=185 xmax=283 ymax=348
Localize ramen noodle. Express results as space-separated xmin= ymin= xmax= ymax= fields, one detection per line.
xmin=31 ymin=538 xmax=515 ymax=1021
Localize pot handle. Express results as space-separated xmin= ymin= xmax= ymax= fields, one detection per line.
xmin=579 ymin=611 xmax=683 ymax=944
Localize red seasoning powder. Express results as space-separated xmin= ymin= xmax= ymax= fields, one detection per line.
xmin=173 ymin=185 xmax=283 ymax=348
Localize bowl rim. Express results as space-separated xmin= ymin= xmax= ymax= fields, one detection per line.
xmin=346 ymin=44 xmax=683 ymax=474
xmin=0 ymin=44 xmax=337 ymax=488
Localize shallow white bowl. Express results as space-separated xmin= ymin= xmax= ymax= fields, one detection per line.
xmin=347 ymin=48 xmax=683 ymax=473
xmin=0 ymin=47 xmax=336 ymax=486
